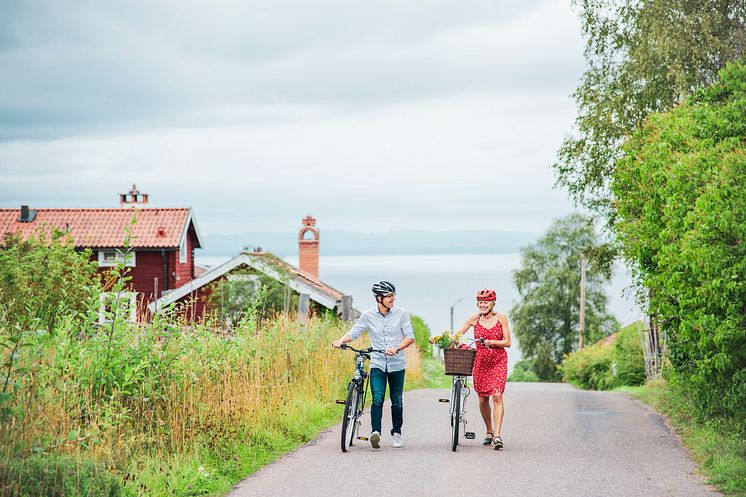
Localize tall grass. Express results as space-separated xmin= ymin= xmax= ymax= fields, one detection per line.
xmin=0 ymin=226 xmax=426 ymax=496
xmin=1 ymin=301 xmax=423 ymax=496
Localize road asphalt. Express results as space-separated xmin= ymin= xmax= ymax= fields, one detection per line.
xmin=228 ymin=382 xmax=720 ymax=497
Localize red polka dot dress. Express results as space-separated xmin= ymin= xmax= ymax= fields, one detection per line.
xmin=472 ymin=316 xmax=508 ymax=397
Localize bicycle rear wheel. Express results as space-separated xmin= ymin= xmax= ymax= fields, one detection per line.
xmin=341 ymin=381 xmax=359 ymax=452
xmin=451 ymin=380 xmax=461 ymax=451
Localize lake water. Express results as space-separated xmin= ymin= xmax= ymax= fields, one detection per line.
xmin=196 ymin=253 xmax=642 ymax=374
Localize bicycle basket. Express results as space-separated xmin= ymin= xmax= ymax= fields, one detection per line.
xmin=443 ymin=348 xmax=476 ymax=376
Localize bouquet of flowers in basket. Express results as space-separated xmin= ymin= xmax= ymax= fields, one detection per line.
xmin=429 ymin=330 xmax=469 ymax=350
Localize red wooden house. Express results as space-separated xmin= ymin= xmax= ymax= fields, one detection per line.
xmin=2 ymin=189 xmax=356 ymax=323
xmin=0 ymin=186 xmax=203 ymax=320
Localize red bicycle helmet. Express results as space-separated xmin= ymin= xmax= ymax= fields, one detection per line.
xmin=476 ymin=288 xmax=496 ymax=301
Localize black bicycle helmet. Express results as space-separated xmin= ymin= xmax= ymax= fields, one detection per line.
xmin=371 ymin=280 xmax=396 ymax=296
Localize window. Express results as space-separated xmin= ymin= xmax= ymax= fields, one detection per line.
xmin=98 ymin=291 xmax=138 ymax=325
xmin=179 ymin=236 xmax=187 ymax=264
xmin=98 ymin=249 xmax=136 ymax=267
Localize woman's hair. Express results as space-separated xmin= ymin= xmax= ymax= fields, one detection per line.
xmin=479 ymin=300 xmax=496 ymax=312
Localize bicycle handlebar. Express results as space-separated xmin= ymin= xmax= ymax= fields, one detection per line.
xmin=456 ymin=338 xmax=486 ymax=349
xmin=339 ymin=344 xmax=386 ymax=354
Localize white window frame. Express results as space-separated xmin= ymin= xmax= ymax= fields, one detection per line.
xmin=98 ymin=249 xmax=136 ymax=267
xmin=98 ymin=291 xmax=138 ymax=325
xmin=179 ymin=236 xmax=187 ymax=264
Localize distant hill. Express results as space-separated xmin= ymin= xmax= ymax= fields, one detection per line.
xmin=199 ymin=230 xmax=539 ymax=257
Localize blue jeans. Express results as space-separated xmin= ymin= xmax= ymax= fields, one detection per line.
xmin=369 ymin=367 xmax=405 ymax=435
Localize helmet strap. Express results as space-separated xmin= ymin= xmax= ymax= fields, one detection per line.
xmin=376 ymin=295 xmax=392 ymax=312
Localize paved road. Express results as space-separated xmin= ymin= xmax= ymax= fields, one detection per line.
xmin=229 ymin=383 xmax=719 ymax=497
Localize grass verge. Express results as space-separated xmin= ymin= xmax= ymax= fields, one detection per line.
xmin=419 ymin=356 xmax=451 ymax=389
xmin=620 ymin=381 xmax=746 ymax=496
xmin=130 ymin=402 xmax=340 ymax=497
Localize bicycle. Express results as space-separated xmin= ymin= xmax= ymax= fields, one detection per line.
xmin=335 ymin=344 xmax=385 ymax=452
xmin=438 ymin=339 xmax=484 ymax=451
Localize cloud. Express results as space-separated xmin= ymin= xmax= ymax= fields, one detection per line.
xmin=0 ymin=90 xmax=574 ymax=232
xmin=0 ymin=0 xmax=582 ymax=235
xmin=0 ymin=0 xmax=583 ymax=139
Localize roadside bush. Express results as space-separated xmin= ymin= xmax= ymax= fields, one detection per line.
xmin=0 ymin=454 xmax=125 ymax=497
xmin=614 ymin=323 xmax=646 ymax=386
xmin=561 ymin=322 xmax=647 ymax=390
xmin=507 ymin=359 xmax=540 ymax=382
xmin=561 ymin=343 xmax=616 ymax=390
xmin=613 ymin=61 xmax=746 ymax=421
xmin=411 ymin=315 xmax=433 ymax=357
xmin=0 ymin=229 xmax=100 ymax=333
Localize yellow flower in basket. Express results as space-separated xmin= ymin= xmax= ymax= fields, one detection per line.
xmin=430 ymin=330 xmax=464 ymax=349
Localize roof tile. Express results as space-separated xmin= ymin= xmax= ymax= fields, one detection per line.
xmin=0 ymin=208 xmax=194 ymax=248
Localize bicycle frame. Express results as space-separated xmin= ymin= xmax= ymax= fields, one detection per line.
xmin=450 ymin=374 xmax=469 ymax=422
xmin=337 ymin=344 xmax=384 ymax=452
xmin=452 ymin=374 xmax=473 ymax=450
xmin=440 ymin=339 xmax=482 ymax=451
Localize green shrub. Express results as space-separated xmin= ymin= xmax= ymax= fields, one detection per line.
xmin=507 ymin=359 xmax=540 ymax=382
xmin=0 ymin=229 xmax=100 ymax=333
xmin=410 ymin=315 xmax=433 ymax=357
xmin=613 ymin=61 xmax=746 ymax=422
xmin=613 ymin=323 xmax=646 ymax=386
xmin=561 ymin=322 xmax=647 ymax=390
xmin=561 ymin=343 xmax=616 ymax=390
xmin=0 ymin=454 xmax=125 ymax=497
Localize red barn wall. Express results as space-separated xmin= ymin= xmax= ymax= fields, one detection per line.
xmin=90 ymin=227 xmax=201 ymax=321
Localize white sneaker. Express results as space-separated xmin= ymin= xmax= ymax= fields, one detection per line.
xmin=392 ymin=433 xmax=403 ymax=448
xmin=370 ymin=431 xmax=381 ymax=449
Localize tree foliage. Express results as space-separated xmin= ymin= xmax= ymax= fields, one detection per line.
xmin=507 ymin=359 xmax=540 ymax=382
xmin=208 ymin=271 xmax=300 ymax=326
xmin=555 ymin=0 xmax=746 ymax=218
xmin=0 ymin=229 xmax=100 ymax=332
xmin=410 ymin=315 xmax=433 ymax=358
xmin=612 ymin=61 xmax=746 ymax=421
xmin=511 ymin=214 xmax=619 ymax=381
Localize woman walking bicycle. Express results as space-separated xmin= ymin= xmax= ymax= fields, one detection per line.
xmin=453 ymin=288 xmax=511 ymax=449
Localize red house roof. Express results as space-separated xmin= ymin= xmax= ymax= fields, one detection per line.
xmin=0 ymin=207 xmax=203 ymax=249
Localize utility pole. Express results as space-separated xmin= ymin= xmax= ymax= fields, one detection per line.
xmin=450 ymin=298 xmax=463 ymax=331
xmin=578 ymin=256 xmax=587 ymax=349
xmin=447 ymin=298 xmax=463 ymax=360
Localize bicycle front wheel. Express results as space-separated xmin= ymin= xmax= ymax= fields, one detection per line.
xmin=451 ymin=380 xmax=461 ymax=452
xmin=341 ymin=381 xmax=359 ymax=452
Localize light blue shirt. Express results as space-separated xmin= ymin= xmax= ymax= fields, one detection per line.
xmin=345 ymin=306 xmax=415 ymax=373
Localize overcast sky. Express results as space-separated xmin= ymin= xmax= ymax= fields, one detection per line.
xmin=0 ymin=0 xmax=585 ymax=236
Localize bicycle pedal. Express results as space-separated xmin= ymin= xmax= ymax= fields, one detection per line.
xmin=357 ymin=436 xmax=369 ymax=441
xmin=438 ymin=399 xmax=450 ymax=403
xmin=335 ymin=400 xmax=346 ymax=404
xmin=464 ymin=432 xmax=476 ymax=439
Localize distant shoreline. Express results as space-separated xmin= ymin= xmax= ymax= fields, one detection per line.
xmin=197 ymin=248 xmax=529 ymax=258
xmin=199 ymin=230 xmax=540 ymax=259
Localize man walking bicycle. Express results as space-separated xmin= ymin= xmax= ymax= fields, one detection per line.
xmin=332 ymin=281 xmax=415 ymax=449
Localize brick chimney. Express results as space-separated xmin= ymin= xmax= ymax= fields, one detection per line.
xmin=298 ymin=215 xmax=319 ymax=279
xmin=120 ymin=184 xmax=149 ymax=208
